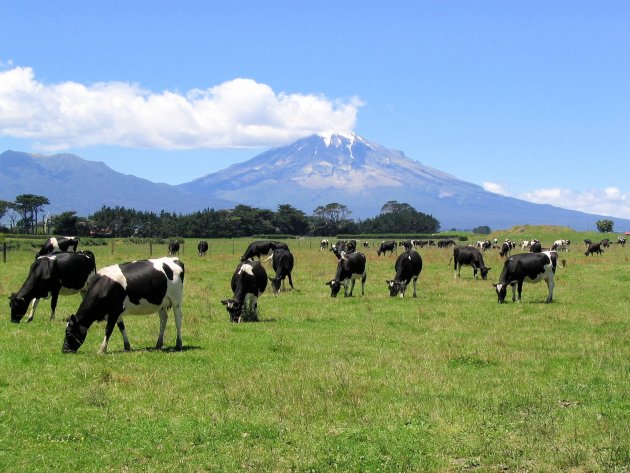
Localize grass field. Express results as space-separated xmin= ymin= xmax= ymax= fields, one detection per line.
xmin=0 ymin=228 xmax=628 ymax=472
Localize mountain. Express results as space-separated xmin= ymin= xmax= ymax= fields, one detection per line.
xmin=0 ymin=150 xmax=228 ymax=216
xmin=178 ymin=132 xmax=630 ymax=231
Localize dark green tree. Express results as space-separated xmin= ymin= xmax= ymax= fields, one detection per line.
xmin=473 ymin=225 xmax=492 ymax=235
xmin=274 ymin=204 xmax=309 ymax=235
xmin=596 ymin=219 xmax=614 ymax=233
xmin=13 ymin=194 xmax=50 ymax=234
xmin=52 ymin=211 xmax=80 ymax=235
xmin=313 ymin=203 xmax=352 ymax=236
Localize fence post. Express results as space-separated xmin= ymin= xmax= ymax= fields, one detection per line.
xmin=149 ymin=241 xmax=153 ymax=257
xmin=3 ymin=242 xmax=6 ymax=263
xmin=111 ymin=241 xmax=115 ymax=255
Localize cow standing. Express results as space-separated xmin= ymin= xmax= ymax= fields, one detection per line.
xmin=168 ymin=240 xmax=180 ymax=256
xmin=377 ymin=240 xmax=397 ymax=256
xmin=268 ymin=249 xmax=295 ymax=294
xmin=494 ymin=251 xmax=557 ymax=303
xmin=452 ymin=246 xmax=491 ymax=280
xmin=326 ymin=252 xmax=367 ymax=297
xmin=62 ymin=257 xmax=185 ymax=354
xmin=386 ymin=250 xmax=423 ymax=298
xmin=240 ymin=240 xmax=288 ymax=261
xmin=222 ymin=260 xmax=268 ymax=322
xmin=10 ymin=251 xmax=96 ymax=323
xmin=499 ymin=241 xmax=512 ymax=257
xmin=618 ymin=237 xmax=626 ymax=247
xmin=552 ymin=239 xmax=570 ymax=252
xmin=585 ymin=242 xmax=603 ymax=256
xmin=36 ymin=236 xmax=80 ymax=258
xmin=320 ymin=239 xmax=329 ymax=251
xmin=197 ymin=240 xmax=208 ymax=256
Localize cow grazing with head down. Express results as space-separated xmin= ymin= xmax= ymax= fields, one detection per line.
xmin=552 ymin=239 xmax=570 ymax=252
xmin=240 ymin=240 xmax=288 ymax=261
xmin=168 ymin=240 xmax=180 ymax=256
xmin=62 ymin=257 xmax=185 ymax=354
xmin=438 ymin=239 xmax=456 ymax=248
xmin=499 ymin=241 xmax=513 ymax=257
xmin=585 ymin=242 xmax=603 ymax=256
xmin=320 ymin=239 xmax=329 ymax=251
xmin=197 ymin=240 xmax=208 ymax=256
xmin=377 ymin=240 xmax=397 ymax=256
xmin=386 ymin=250 xmax=422 ymax=298
xmin=222 ymin=260 xmax=267 ymax=322
xmin=326 ymin=252 xmax=367 ymax=297
xmin=36 ymin=236 xmax=80 ymax=258
xmin=494 ymin=251 xmax=557 ymax=303
xmin=268 ymin=248 xmax=295 ymax=294
xmin=452 ymin=246 xmax=491 ymax=280
xmin=618 ymin=237 xmax=626 ymax=247
xmin=10 ymin=251 xmax=96 ymax=323
xmin=600 ymin=239 xmax=610 ymax=248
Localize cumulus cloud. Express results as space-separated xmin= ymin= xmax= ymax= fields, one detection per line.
xmin=0 ymin=66 xmax=363 ymax=150
xmin=483 ymin=182 xmax=630 ymax=219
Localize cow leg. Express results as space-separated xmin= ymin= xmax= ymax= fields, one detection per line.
xmin=346 ymin=279 xmax=356 ymax=297
xmin=473 ymin=266 xmax=478 ymax=279
xmin=117 ymin=319 xmax=131 ymax=351
xmin=412 ymin=277 xmax=418 ymax=298
xmin=511 ymin=283 xmax=517 ymax=302
xmin=516 ymin=281 xmax=524 ymax=302
xmin=26 ymin=298 xmax=40 ymax=323
xmin=545 ymin=276 xmax=555 ymax=303
xmin=98 ymin=310 xmax=124 ymax=355
xmin=287 ymin=273 xmax=295 ymax=290
xmin=454 ymin=263 xmax=459 ymax=279
xmin=173 ymin=305 xmax=183 ymax=350
xmin=155 ymin=307 xmax=168 ymax=350
xmin=49 ymin=291 xmax=60 ymax=320
xmin=361 ymin=273 xmax=366 ymax=296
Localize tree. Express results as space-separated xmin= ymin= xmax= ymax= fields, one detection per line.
xmin=274 ymin=204 xmax=309 ymax=235
xmin=359 ymin=201 xmax=439 ymax=234
xmin=473 ymin=225 xmax=491 ymax=235
xmin=596 ymin=219 xmax=614 ymax=233
xmin=313 ymin=203 xmax=352 ymax=236
xmin=52 ymin=211 xmax=80 ymax=235
xmin=13 ymin=194 xmax=50 ymax=234
xmin=0 ymin=199 xmax=11 ymax=225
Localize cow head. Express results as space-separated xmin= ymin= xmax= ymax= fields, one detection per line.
xmin=386 ymin=280 xmax=404 ymax=297
xmin=62 ymin=315 xmax=89 ymax=353
xmin=221 ymin=299 xmax=243 ymax=322
xmin=269 ymin=276 xmax=282 ymax=294
xmin=494 ymin=283 xmax=508 ymax=303
xmin=480 ymin=267 xmax=491 ymax=280
xmin=326 ymin=279 xmax=342 ymax=297
xmin=8 ymin=293 xmax=29 ymax=323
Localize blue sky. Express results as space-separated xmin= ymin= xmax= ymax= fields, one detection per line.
xmin=1 ymin=1 xmax=629 ymax=218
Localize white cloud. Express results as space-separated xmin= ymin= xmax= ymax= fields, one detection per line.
xmin=0 ymin=66 xmax=363 ymax=150
xmin=483 ymin=181 xmax=630 ymax=219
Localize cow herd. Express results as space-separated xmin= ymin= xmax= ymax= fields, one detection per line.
xmin=6 ymin=233 xmax=626 ymax=354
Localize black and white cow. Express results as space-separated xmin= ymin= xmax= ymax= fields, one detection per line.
xmin=386 ymin=250 xmax=422 ymax=298
xmin=475 ymin=240 xmax=492 ymax=251
xmin=326 ymin=252 xmax=367 ymax=297
xmin=377 ymin=240 xmax=397 ymax=256
xmin=240 ymin=240 xmax=288 ymax=261
xmin=552 ymin=239 xmax=570 ymax=252
xmin=268 ymin=248 xmax=295 ymax=294
xmin=452 ymin=246 xmax=491 ymax=280
xmin=494 ymin=251 xmax=557 ymax=303
xmin=499 ymin=241 xmax=513 ymax=257
xmin=62 ymin=257 xmax=185 ymax=354
xmin=320 ymin=239 xmax=329 ymax=251
xmin=584 ymin=242 xmax=603 ymax=256
xmin=168 ymin=240 xmax=180 ymax=256
xmin=362 ymin=241 xmax=370 ymax=248
xmin=222 ymin=260 xmax=268 ymax=322
xmin=10 ymin=251 xmax=96 ymax=323
xmin=36 ymin=236 xmax=80 ymax=258
xmin=438 ymin=239 xmax=456 ymax=248
xmin=197 ymin=240 xmax=208 ymax=256
xmin=530 ymin=240 xmax=542 ymax=253
xmin=618 ymin=237 xmax=626 ymax=247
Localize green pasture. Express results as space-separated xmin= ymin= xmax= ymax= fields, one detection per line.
xmin=0 ymin=230 xmax=628 ymax=472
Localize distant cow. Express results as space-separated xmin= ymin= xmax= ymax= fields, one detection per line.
xmin=197 ymin=240 xmax=208 ymax=256
xmin=584 ymin=239 xmax=593 ymax=246
xmin=268 ymin=249 xmax=295 ymax=294
xmin=584 ymin=242 xmax=603 ymax=256
xmin=320 ymin=239 xmax=329 ymax=251
xmin=494 ymin=251 xmax=557 ymax=303
xmin=168 ymin=240 xmax=180 ymax=255
xmin=222 ymin=260 xmax=267 ymax=322
xmin=552 ymin=239 xmax=570 ymax=252
xmin=240 ymin=240 xmax=288 ymax=261
xmin=36 ymin=236 xmax=80 ymax=258
xmin=386 ymin=250 xmax=422 ymax=298
xmin=530 ymin=241 xmax=542 ymax=253
xmin=62 ymin=257 xmax=185 ymax=354
xmin=10 ymin=251 xmax=96 ymax=323
xmin=438 ymin=239 xmax=456 ymax=248
xmin=362 ymin=241 xmax=370 ymax=248
xmin=452 ymin=246 xmax=491 ymax=280
xmin=618 ymin=237 xmax=626 ymax=247
xmin=499 ymin=241 xmax=513 ymax=257
xmin=326 ymin=252 xmax=367 ymax=297
xmin=475 ymin=240 xmax=491 ymax=251
xmin=377 ymin=240 xmax=397 ymax=256
xmin=600 ymin=239 xmax=611 ymax=248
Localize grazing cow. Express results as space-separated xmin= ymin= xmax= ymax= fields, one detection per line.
xmin=326 ymin=252 xmax=367 ymax=297
xmin=452 ymin=246 xmax=491 ymax=280
xmin=499 ymin=241 xmax=513 ymax=257
xmin=494 ymin=251 xmax=557 ymax=303
xmin=520 ymin=240 xmax=532 ymax=250
xmin=222 ymin=260 xmax=267 ymax=322
xmin=268 ymin=248 xmax=295 ymax=294
xmin=438 ymin=239 xmax=456 ymax=248
xmin=36 ymin=236 xmax=80 ymax=258
xmin=399 ymin=240 xmax=413 ymax=251
xmin=386 ymin=250 xmax=423 ymax=298
xmin=600 ymin=239 xmax=610 ymax=248
xmin=240 ymin=240 xmax=287 ymax=261
xmin=362 ymin=241 xmax=370 ymax=248
xmin=10 ymin=251 xmax=96 ymax=323
xmin=412 ymin=239 xmax=427 ymax=248
xmin=475 ymin=240 xmax=491 ymax=251
xmin=530 ymin=241 xmax=542 ymax=253
xmin=552 ymin=239 xmax=570 ymax=252
xmin=584 ymin=239 xmax=593 ymax=246
xmin=492 ymin=238 xmax=498 ymax=245
xmin=320 ymin=239 xmax=329 ymax=251
xmin=168 ymin=240 xmax=180 ymax=255
xmin=618 ymin=237 xmax=626 ymax=247
xmin=197 ymin=240 xmax=208 ymax=256
xmin=377 ymin=240 xmax=397 ymax=256
xmin=330 ymin=240 xmax=355 ymax=259
xmin=62 ymin=257 xmax=185 ymax=354
xmin=584 ymin=242 xmax=603 ymax=256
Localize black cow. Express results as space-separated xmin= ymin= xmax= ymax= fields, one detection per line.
xmin=240 ymin=240 xmax=288 ymax=261
xmin=36 ymin=236 xmax=80 ymax=258
xmin=326 ymin=252 xmax=367 ymax=297
xmin=377 ymin=240 xmax=397 ymax=256
xmin=62 ymin=257 xmax=185 ymax=354
xmin=530 ymin=241 xmax=542 ymax=253
xmin=399 ymin=240 xmax=413 ymax=252
xmin=269 ymin=249 xmax=295 ymax=294
xmin=10 ymin=251 xmax=96 ymax=323
xmin=386 ymin=250 xmax=423 ymax=298
xmin=168 ymin=240 xmax=180 ymax=255
xmin=438 ymin=239 xmax=456 ymax=248
xmin=600 ymin=239 xmax=610 ymax=248
xmin=499 ymin=241 xmax=512 ymax=257
xmin=585 ymin=242 xmax=603 ymax=256
xmin=222 ymin=260 xmax=268 ymax=322
xmin=331 ymin=240 xmax=356 ymax=259
xmin=452 ymin=246 xmax=491 ymax=280
xmin=362 ymin=241 xmax=370 ymax=248
xmin=197 ymin=240 xmax=208 ymax=256
xmin=494 ymin=251 xmax=557 ymax=303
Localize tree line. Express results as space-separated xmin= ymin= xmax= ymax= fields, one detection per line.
xmin=0 ymin=195 xmax=441 ymax=237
